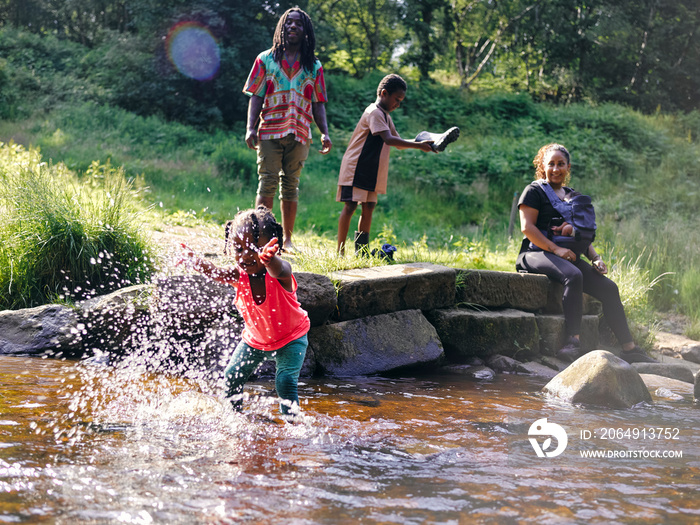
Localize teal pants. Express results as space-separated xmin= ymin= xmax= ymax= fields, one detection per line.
xmin=224 ymin=334 xmax=308 ymax=414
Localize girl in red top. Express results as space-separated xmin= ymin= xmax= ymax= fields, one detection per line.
xmin=179 ymin=206 xmax=310 ymax=415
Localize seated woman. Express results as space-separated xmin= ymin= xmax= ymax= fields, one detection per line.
xmin=516 ymin=143 xmax=656 ymax=364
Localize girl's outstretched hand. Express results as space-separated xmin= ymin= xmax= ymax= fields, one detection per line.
xmin=175 ymin=243 xmax=196 ymax=267
xmin=259 ymin=238 xmax=279 ymax=265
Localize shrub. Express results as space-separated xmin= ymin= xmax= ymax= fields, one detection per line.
xmin=0 ymin=143 xmax=155 ymax=309
xmin=211 ymin=138 xmax=257 ymax=182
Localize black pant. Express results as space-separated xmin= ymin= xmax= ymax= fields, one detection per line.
xmin=517 ymin=251 xmax=632 ymax=344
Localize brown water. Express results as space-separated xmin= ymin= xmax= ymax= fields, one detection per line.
xmin=0 ymin=354 xmax=698 ymax=524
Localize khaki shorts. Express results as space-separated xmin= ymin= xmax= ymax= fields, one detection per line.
xmin=257 ymin=134 xmax=310 ymax=202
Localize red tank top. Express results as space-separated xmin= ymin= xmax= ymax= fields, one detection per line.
xmin=234 ymin=271 xmax=310 ymax=351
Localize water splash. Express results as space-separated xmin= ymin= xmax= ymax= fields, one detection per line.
xmin=44 ymin=247 xmax=315 ymax=450
xmin=166 ymin=21 xmax=221 ymax=81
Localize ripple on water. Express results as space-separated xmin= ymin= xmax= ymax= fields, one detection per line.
xmin=0 ymin=356 xmax=699 ymax=523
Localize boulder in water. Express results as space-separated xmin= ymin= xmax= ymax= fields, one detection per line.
xmin=0 ymin=304 xmax=80 ymax=356
xmin=441 ymin=363 xmax=496 ymax=380
xmin=639 ymin=374 xmax=694 ymax=400
xmin=543 ymin=350 xmax=652 ymax=408
xmin=486 ymin=354 xmax=531 ymax=374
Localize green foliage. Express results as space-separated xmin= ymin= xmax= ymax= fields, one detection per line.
xmin=310 ymin=0 xmax=403 ymax=77
xmin=0 ymin=13 xmax=267 ymax=128
xmin=0 ymin=143 xmax=155 ymax=310
xmin=0 ymin=28 xmax=87 ymax=117
xmin=324 ymin=72 xmax=384 ymax=129
xmin=12 ymin=102 xmax=257 ymax=221
xmin=211 ymin=136 xmax=257 ymax=182
xmin=401 ymin=0 xmax=451 ymax=80
xmin=0 ymin=58 xmax=15 ymax=119
xmin=2 ymin=0 xmax=700 ymax=115
xmin=1 ymin=24 xmax=698 ymax=334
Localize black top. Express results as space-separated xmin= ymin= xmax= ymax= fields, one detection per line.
xmin=518 ymin=181 xmax=575 ymax=231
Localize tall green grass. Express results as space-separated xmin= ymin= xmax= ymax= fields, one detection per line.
xmin=0 ymin=142 xmax=155 ymax=309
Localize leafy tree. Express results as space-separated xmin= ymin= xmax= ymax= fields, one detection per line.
xmin=2 ymin=0 xmax=698 ymax=117
xmin=310 ymin=0 xmax=403 ymax=77
xmin=448 ymin=0 xmax=539 ymax=89
xmin=620 ymin=0 xmax=700 ymax=112
xmin=402 ymin=0 xmax=451 ymax=80
xmin=520 ymin=0 xmax=700 ymax=111
xmin=0 ymin=0 xmax=276 ymax=127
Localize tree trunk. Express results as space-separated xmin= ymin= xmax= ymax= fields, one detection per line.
xmin=629 ymin=1 xmax=657 ymax=89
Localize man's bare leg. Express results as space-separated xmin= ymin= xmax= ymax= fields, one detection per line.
xmin=256 ymin=195 xmax=274 ymax=210
xmin=281 ymin=199 xmax=297 ymax=251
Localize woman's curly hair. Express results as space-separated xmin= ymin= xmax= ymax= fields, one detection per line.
xmin=533 ymin=143 xmax=571 ymax=185
xmin=224 ymin=206 xmax=283 ymax=255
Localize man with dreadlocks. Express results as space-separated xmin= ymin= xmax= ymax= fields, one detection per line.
xmin=243 ymin=7 xmax=332 ymax=253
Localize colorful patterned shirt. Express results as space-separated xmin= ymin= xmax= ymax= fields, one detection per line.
xmin=243 ymin=49 xmax=328 ymax=145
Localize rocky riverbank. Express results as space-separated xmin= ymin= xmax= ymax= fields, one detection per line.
xmin=1 ymin=259 xmax=699 ymax=407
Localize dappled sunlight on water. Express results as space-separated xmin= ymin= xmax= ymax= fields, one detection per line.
xmin=0 ymin=355 xmax=698 ymax=523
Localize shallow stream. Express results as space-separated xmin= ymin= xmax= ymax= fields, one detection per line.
xmin=0 ymin=354 xmax=698 ymax=524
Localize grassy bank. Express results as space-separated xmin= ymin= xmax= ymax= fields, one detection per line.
xmin=0 ymin=142 xmax=155 ymax=309
xmin=0 ymin=28 xmax=698 ymax=336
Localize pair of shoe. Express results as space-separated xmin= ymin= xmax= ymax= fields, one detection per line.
xmin=371 ymin=243 xmax=396 ymax=261
xmin=556 ymin=337 xmax=582 ymax=363
xmin=620 ymin=346 xmax=658 ymax=364
xmin=415 ymin=127 xmax=460 ymax=152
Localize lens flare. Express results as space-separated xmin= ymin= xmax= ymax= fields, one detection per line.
xmin=166 ymin=21 xmax=220 ymax=81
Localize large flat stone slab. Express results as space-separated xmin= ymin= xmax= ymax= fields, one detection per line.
xmin=632 ymin=362 xmax=695 ymax=384
xmin=332 ymin=263 xmax=456 ymax=321
xmin=425 ymin=308 xmax=540 ymax=361
xmin=295 ymin=272 xmax=337 ymax=327
xmin=640 ymin=374 xmax=694 ymax=396
xmin=309 ymin=309 xmax=444 ymax=376
xmin=457 ymin=270 xmax=549 ymax=312
xmin=535 ymin=314 xmax=599 ymax=355
xmin=458 ymin=269 xmax=601 ymax=315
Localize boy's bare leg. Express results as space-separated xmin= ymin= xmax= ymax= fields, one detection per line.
xmin=337 ymin=202 xmax=358 ymax=255
xmin=358 ymin=202 xmax=376 ymax=235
